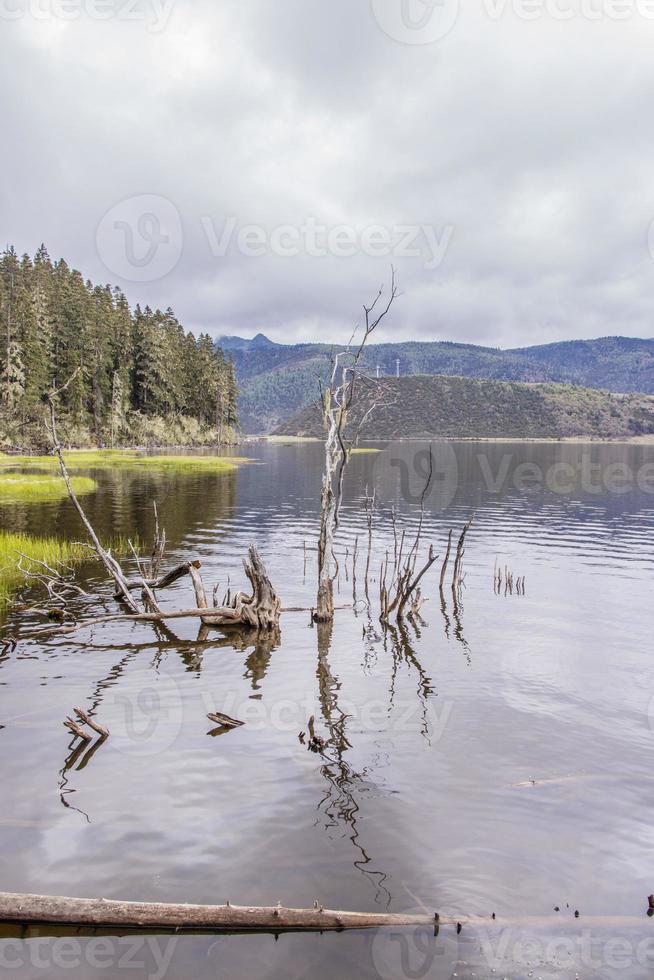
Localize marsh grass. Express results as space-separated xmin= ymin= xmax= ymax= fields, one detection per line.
xmin=112 ymin=455 xmax=247 ymax=473
xmin=0 ymin=473 xmax=97 ymax=504
xmin=0 ymin=450 xmax=248 ymax=474
xmin=0 ymin=532 xmax=141 ymax=610
xmin=0 ymin=533 xmax=90 ymax=609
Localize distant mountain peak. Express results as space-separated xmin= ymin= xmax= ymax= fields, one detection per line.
xmin=219 ymin=332 xmax=276 ymax=350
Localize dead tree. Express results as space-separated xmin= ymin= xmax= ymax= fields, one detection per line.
xmin=315 ymin=272 xmax=398 ymax=622
xmin=439 ymin=530 xmax=453 ymax=592
xmin=451 ymin=517 xmax=473 ymax=595
xmin=494 ymin=560 xmax=525 ymax=596
xmin=378 ymin=446 xmax=439 ymax=623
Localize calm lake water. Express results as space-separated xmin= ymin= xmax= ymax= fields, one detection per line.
xmin=1 ymin=440 xmax=654 ymax=979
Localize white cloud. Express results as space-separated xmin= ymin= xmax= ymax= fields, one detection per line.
xmin=2 ymin=0 xmax=654 ymax=347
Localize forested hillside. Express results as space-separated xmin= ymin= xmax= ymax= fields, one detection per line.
xmin=274 ymin=376 xmax=654 ymax=441
xmin=0 ymin=246 xmax=238 ymax=448
xmin=222 ymin=333 xmax=654 ymax=432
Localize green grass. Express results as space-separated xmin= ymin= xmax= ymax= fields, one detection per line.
xmin=0 ymin=531 xmax=141 ymax=610
xmin=0 ymin=533 xmax=91 ymax=609
xmin=112 ymin=455 xmax=247 ymax=473
xmin=0 ymin=473 xmax=97 ymax=504
xmin=0 ymin=450 xmax=248 ymax=474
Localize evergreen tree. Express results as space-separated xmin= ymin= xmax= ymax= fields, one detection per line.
xmin=0 ymin=245 xmax=238 ymax=445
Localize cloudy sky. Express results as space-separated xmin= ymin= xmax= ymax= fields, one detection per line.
xmin=2 ymin=0 xmax=654 ymax=347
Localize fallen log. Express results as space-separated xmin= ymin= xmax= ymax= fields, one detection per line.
xmin=18 ymin=546 xmax=282 ymax=641
xmin=0 ymin=892 xmax=650 ymax=936
xmin=20 ymin=605 xmax=283 ymax=641
xmin=0 ymin=892 xmax=434 ymax=933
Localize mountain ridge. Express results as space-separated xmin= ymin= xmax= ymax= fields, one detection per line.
xmin=218 ymin=334 xmax=654 ymax=433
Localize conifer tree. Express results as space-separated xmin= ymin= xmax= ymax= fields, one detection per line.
xmin=0 ymin=245 xmax=238 ymax=446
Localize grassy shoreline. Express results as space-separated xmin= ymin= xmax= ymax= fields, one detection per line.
xmin=0 ymin=473 xmax=97 ymax=504
xmin=0 ymin=450 xmax=251 ymax=474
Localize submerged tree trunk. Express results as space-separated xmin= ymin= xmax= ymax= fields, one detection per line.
xmin=315 ymin=437 xmax=337 ymax=622
xmin=314 ymin=272 xmax=399 ymax=621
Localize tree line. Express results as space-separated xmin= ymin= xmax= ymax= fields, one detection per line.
xmin=0 ymin=245 xmax=238 ymax=447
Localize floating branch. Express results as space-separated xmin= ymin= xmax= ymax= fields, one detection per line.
xmin=63 ymin=717 xmax=93 ymax=743
xmin=207 ymin=712 xmax=244 ymax=730
xmin=73 ymin=708 xmax=109 ymax=739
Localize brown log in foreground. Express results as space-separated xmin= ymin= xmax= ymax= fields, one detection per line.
xmin=0 ymin=892 xmax=434 ymax=933
xmin=0 ymin=892 xmax=650 ymax=936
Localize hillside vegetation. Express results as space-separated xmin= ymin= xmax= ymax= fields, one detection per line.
xmin=221 ymin=334 xmax=654 ymax=432
xmin=273 ymin=376 xmax=654 ymax=440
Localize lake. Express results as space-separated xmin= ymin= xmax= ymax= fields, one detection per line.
xmin=1 ymin=440 xmax=654 ymax=979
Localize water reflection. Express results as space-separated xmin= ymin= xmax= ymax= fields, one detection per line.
xmin=2 ymin=441 xmax=654 ymax=980
xmin=385 ymin=618 xmax=434 ymax=737
xmin=312 ymin=620 xmax=392 ymax=908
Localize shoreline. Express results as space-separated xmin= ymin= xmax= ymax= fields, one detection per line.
xmin=0 ymin=443 xmax=242 ymax=458
xmin=5 ymin=435 xmax=654 ymax=455
xmin=253 ymin=434 xmax=654 ymax=446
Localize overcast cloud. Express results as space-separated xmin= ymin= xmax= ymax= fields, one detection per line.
xmin=2 ymin=0 xmax=654 ymax=347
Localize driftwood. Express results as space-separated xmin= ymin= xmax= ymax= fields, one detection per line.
xmin=0 ymin=892 xmax=436 ymax=933
xmin=120 ymin=561 xmax=202 ymax=594
xmin=63 ymin=717 xmax=92 ymax=742
xmin=0 ymin=892 xmax=649 ymax=936
xmin=207 ymin=712 xmax=244 ymax=729
xmin=73 ymin=707 xmax=110 ymax=738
